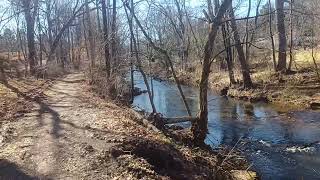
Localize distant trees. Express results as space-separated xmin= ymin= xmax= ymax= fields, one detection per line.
xmin=1 ymin=0 xmax=320 ymax=146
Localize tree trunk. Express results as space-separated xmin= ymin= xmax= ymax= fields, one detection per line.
xmin=276 ymin=0 xmax=287 ymax=72
xmin=96 ymin=0 xmax=102 ymax=32
xmin=222 ymin=22 xmax=235 ymax=84
xmin=125 ymin=2 xmax=192 ymax=117
xmin=269 ymin=0 xmax=277 ymax=71
xmin=38 ymin=10 xmax=42 ymax=66
xmin=85 ymin=0 xmax=96 ymax=68
xmin=230 ymin=6 xmax=253 ymax=88
xmin=124 ymin=1 xmax=157 ymax=114
xmin=245 ymin=0 xmax=251 ymax=63
xmin=102 ymin=0 xmax=111 ymax=77
xmin=111 ymin=0 xmax=117 ymax=72
xmin=46 ymin=0 xmax=53 ymax=56
xmin=22 ymin=0 xmax=37 ymax=75
xmin=193 ymin=0 xmax=231 ymax=146
xmin=288 ymin=0 xmax=294 ymax=72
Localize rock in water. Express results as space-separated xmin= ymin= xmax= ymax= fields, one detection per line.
xmin=230 ymin=170 xmax=257 ymax=180
xmin=310 ymin=102 xmax=320 ymax=110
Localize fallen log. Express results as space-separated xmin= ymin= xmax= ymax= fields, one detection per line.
xmin=163 ymin=117 xmax=197 ymax=124
xmin=128 ymin=109 xmax=161 ymax=133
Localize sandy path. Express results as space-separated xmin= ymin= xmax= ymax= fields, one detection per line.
xmin=0 ymin=73 xmax=121 ymax=179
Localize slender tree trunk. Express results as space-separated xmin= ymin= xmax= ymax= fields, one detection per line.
xmin=22 ymin=0 xmax=38 ymax=75
xmin=129 ymin=28 xmax=134 ymax=103
xmin=276 ymin=0 xmax=287 ymax=72
xmin=82 ymin=13 xmax=91 ymax=65
xmin=110 ymin=0 xmax=117 ymax=72
xmin=230 ymin=6 xmax=253 ymax=88
xmin=245 ymin=0 xmax=251 ymax=63
xmin=193 ymin=0 xmax=231 ymax=146
xmin=96 ymin=0 xmax=102 ymax=32
xmin=174 ymin=0 xmax=187 ymax=70
xmin=269 ymin=0 xmax=277 ymax=71
xmin=38 ymin=10 xmax=42 ymax=66
xmin=124 ymin=1 xmax=157 ymax=113
xmin=102 ymin=0 xmax=111 ymax=77
xmin=222 ymin=22 xmax=235 ymax=84
xmin=288 ymin=0 xmax=294 ymax=72
xmin=85 ymin=0 xmax=96 ymax=68
xmin=70 ymin=27 xmax=75 ymax=63
xmin=16 ymin=19 xmax=28 ymax=76
xmin=125 ymin=2 xmax=192 ymax=117
xmin=311 ymin=18 xmax=320 ymax=82
xmin=46 ymin=0 xmax=53 ymax=56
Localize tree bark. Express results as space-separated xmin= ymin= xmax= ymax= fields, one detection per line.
xmin=101 ymin=0 xmax=111 ymax=77
xmin=288 ymin=0 xmax=294 ymax=72
xmin=193 ymin=0 xmax=231 ymax=146
xmin=230 ymin=6 xmax=253 ymax=88
xmin=85 ymin=0 xmax=96 ymax=68
xmin=124 ymin=1 xmax=157 ymax=114
xmin=110 ymin=0 xmax=117 ymax=72
xmin=245 ymin=0 xmax=251 ymax=63
xmin=269 ymin=0 xmax=277 ymax=71
xmin=125 ymin=2 xmax=192 ymax=117
xmin=37 ymin=9 xmax=42 ymax=66
xmin=276 ymin=0 xmax=287 ymax=72
xmin=22 ymin=0 xmax=38 ymax=75
xmin=222 ymin=22 xmax=236 ymax=84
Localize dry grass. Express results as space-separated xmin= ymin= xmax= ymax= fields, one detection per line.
xmin=294 ymin=49 xmax=320 ymax=68
xmin=169 ymin=49 xmax=320 ymax=109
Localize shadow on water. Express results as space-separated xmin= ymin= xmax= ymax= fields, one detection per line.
xmin=132 ymin=71 xmax=320 ymax=179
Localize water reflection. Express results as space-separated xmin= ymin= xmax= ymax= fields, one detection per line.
xmin=132 ymin=71 xmax=320 ymax=179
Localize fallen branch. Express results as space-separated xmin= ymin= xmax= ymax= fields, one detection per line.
xmin=163 ymin=117 xmax=197 ymax=124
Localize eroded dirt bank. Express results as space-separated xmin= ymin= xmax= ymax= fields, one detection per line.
xmin=0 ymin=73 xmax=252 ymax=180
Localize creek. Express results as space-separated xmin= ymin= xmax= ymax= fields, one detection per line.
xmin=132 ymin=71 xmax=320 ymax=179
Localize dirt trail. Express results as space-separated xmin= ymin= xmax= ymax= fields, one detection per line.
xmin=0 ymin=73 xmax=123 ymax=179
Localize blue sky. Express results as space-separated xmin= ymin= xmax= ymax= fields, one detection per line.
xmin=188 ymin=0 xmax=270 ymax=16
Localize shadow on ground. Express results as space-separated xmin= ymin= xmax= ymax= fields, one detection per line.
xmin=0 ymin=159 xmax=37 ymax=180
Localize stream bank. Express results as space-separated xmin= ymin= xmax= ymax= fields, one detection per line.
xmin=150 ymin=68 xmax=320 ymax=110
xmin=133 ymin=71 xmax=320 ymax=179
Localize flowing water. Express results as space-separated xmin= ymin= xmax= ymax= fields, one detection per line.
xmin=132 ymin=72 xmax=320 ymax=180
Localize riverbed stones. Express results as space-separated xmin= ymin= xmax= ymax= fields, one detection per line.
xmin=310 ymin=102 xmax=320 ymax=110
xmin=230 ymin=170 xmax=257 ymax=180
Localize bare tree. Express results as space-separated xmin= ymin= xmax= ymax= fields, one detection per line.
xmin=21 ymin=0 xmax=39 ymax=75
xmin=110 ymin=0 xmax=117 ymax=71
xmin=101 ymin=0 xmax=111 ymax=77
xmin=125 ymin=1 xmax=192 ymax=117
xmin=85 ymin=0 xmax=96 ymax=68
xmin=269 ymin=0 xmax=277 ymax=71
xmin=276 ymin=0 xmax=287 ymax=72
xmin=192 ymin=0 xmax=231 ymax=145
xmin=230 ymin=4 xmax=253 ymax=88
xmin=124 ymin=0 xmax=157 ymax=113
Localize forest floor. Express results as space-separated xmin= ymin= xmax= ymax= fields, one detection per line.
xmin=0 ymin=72 xmax=253 ymax=179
